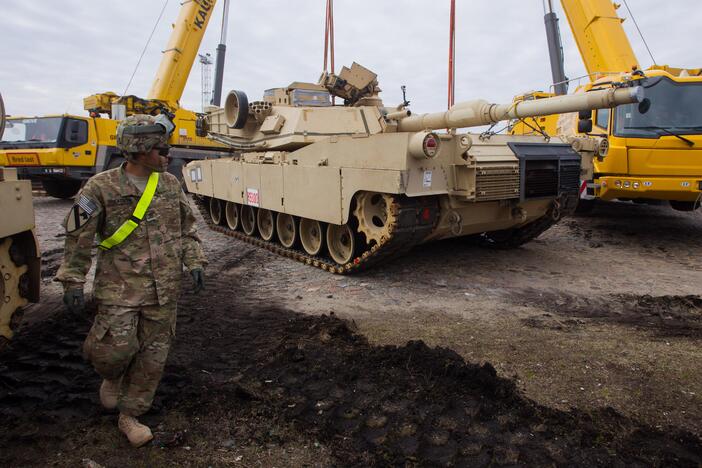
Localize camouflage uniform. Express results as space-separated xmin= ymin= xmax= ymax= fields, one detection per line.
xmin=56 ymin=161 xmax=206 ymax=416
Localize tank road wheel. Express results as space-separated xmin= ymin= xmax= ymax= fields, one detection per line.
xmin=276 ymin=213 xmax=298 ymax=248
xmin=257 ymin=209 xmax=276 ymax=241
xmin=353 ymin=192 xmax=397 ymax=245
xmin=209 ymin=197 xmax=223 ymax=225
xmin=0 ymin=238 xmax=29 ymax=349
xmin=241 ymin=205 xmax=257 ymax=236
xmin=300 ymin=218 xmax=324 ymax=256
xmin=225 ymin=202 xmax=240 ymax=230
xmin=326 ymin=224 xmax=356 ymax=265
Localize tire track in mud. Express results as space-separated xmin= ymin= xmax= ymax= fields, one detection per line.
xmin=513 ymin=289 xmax=702 ymax=338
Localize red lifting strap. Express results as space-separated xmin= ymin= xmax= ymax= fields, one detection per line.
xmin=448 ymin=0 xmax=456 ymax=109
xmin=323 ymin=0 xmax=335 ymax=74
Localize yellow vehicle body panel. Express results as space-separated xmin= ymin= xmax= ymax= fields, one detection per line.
xmin=597 ymin=175 xmax=701 ymax=202
xmin=560 ymin=0 xmax=639 ymax=76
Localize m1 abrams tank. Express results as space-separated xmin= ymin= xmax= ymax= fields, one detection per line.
xmin=184 ymin=63 xmax=643 ymax=273
xmin=0 ymin=92 xmax=41 ymax=347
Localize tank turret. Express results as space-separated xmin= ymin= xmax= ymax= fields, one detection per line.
xmin=184 ymin=63 xmax=644 ymax=273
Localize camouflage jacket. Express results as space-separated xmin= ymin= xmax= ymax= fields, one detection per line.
xmin=55 ymin=165 xmax=207 ymax=306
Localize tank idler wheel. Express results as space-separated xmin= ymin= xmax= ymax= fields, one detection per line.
xmin=276 ymin=213 xmax=298 ymax=248
xmin=353 ymin=192 xmax=397 ymax=245
xmin=241 ymin=205 xmax=257 ymax=236
xmin=326 ymin=223 xmax=356 ymax=265
xmin=257 ymin=209 xmax=276 ymax=241
xmin=225 ymin=202 xmax=240 ymax=230
xmin=0 ymin=238 xmax=29 ymax=346
xmin=209 ymin=197 xmax=223 ymax=225
xmin=300 ymin=218 xmax=324 ymax=256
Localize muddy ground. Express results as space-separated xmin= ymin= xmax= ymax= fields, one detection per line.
xmin=0 ymin=196 xmax=700 ymax=466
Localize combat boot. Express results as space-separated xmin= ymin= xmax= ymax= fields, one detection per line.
xmin=118 ymin=413 xmax=153 ymax=447
xmin=99 ymin=379 xmax=121 ymax=410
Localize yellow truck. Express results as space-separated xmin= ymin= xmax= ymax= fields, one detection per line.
xmin=0 ymin=0 xmax=230 ymax=199
xmin=512 ymin=0 xmax=702 ymax=211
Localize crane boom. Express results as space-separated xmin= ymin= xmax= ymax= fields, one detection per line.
xmin=560 ymin=0 xmax=639 ymax=77
xmin=147 ymin=0 xmax=218 ymax=108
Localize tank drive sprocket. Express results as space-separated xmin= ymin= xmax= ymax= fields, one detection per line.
xmin=353 ymin=192 xmax=398 ymax=245
xmin=0 ymin=238 xmax=29 ymax=348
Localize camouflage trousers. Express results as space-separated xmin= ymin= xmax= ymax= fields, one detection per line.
xmin=83 ymin=302 xmax=177 ymax=417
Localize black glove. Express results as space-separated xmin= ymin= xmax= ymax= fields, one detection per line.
xmin=63 ymin=288 xmax=85 ymax=314
xmin=190 ymin=269 xmax=205 ymax=294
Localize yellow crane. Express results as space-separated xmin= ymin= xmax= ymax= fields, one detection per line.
xmin=0 ymin=0 xmax=230 ymax=198
xmin=513 ymin=0 xmax=702 ymax=211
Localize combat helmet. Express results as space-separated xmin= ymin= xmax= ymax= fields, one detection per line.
xmin=116 ymin=114 xmax=175 ymax=157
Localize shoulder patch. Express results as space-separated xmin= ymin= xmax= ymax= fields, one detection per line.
xmin=78 ymin=195 xmax=97 ymax=215
xmin=65 ymin=195 xmax=99 ymax=232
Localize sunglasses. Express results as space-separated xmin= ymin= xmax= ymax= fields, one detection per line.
xmin=155 ymin=146 xmax=171 ymax=156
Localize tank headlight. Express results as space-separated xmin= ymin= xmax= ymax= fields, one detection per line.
xmin=615 ymin=180 xmax=622 ymax=188
xmin=623 ymin=181 xmax=631 ymax=188
xmin=409 ymin=131 xmax=441 ymax=159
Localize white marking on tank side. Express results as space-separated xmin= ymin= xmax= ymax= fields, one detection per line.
xmin=246 ymin=188 xmax=260 ymax=207
xmin=423 ymin=170 xmax=432 ymax=188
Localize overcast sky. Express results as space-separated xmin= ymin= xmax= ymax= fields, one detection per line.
xmin=1 ymin=0 xmax=700 ymax=118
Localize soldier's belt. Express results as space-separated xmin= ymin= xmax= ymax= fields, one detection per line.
xmin=98 ymin=172 xmax=159 ymax=251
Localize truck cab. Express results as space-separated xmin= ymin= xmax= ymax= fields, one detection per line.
xmin=0 ymin=115 xmax=119 ymax=198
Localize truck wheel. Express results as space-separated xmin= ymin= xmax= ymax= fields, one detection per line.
xmin=41 ymin=180 xmax=81 ymax=199
xmin=167 ymin=157 xmax=187 ymax=181
xmin=574 ymin=198 xmax=596 ymax=214
xmin=669 ymin=200 xmax=700 ymax=212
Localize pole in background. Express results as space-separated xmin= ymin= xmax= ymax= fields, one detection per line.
xmin=212 ymin=0 xmax=230 ymax=106
xmin=448 ymin=0 xmax=456 ymax=109
xmin=199 ymin=53 xmax=213 ymax=112
xmin=544 ymin=0 xmax=568 ymax=95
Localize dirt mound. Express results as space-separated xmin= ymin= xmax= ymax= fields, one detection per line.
xmin=1 ymin=300 xmax=701 ymax=466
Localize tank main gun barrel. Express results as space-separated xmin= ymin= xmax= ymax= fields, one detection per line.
xmin=397 ymin=86 xmax=643 ymax=132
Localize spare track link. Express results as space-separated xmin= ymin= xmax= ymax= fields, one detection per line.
xmin=194 ymin=195 xmax=439 ymax=274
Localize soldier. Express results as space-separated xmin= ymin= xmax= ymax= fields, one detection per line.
xmin=55 ymin=114 xmax=207 ymax=447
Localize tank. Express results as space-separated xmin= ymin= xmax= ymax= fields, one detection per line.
xmin=183 ymin=62 xmax=643 ymax=273
xmin=0 ymin=92 xmax=41 ymax=347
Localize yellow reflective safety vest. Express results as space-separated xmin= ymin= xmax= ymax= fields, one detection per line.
xmin=98 ymin=172 xmax=159 ymax=251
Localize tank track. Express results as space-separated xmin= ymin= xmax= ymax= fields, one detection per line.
xmin=194 ymin=195 xmax=439 ymax=274
xmin=480 ymin=193 xmax=578 ymax=249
